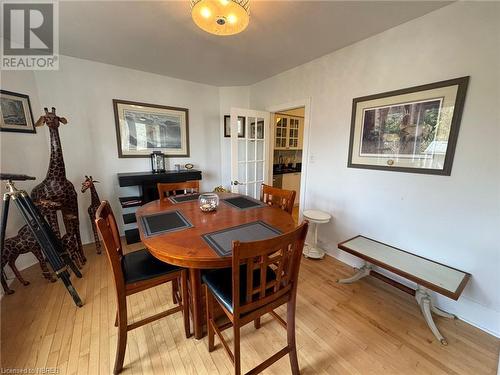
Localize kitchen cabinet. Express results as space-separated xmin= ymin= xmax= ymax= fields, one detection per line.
xmin=282 ymin=172 xmax=301 ymax=205
xmin=274 ymin=115 xmax=303 ymax=150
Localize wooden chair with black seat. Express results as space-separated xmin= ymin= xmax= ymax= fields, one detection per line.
xmin=202 ymin=221 xmax=309 ymax=375
xmin=95 ymin=201 xmax=190 ymax=374
xmin=260 ymin=184 xmax=296 ymax=214
xmin=157 ymin=180 xmax=200 ymax=199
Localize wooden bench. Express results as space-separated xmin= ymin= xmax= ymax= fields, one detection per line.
xmin=337 ymin=235 xmax=471 ymax=345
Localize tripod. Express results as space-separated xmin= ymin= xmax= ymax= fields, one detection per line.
xmin=1 ymin=174 xmax=83 ymax=307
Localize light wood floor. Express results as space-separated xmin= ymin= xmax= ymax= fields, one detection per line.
xmin=1 ymin=242 xmax=499 ymax=375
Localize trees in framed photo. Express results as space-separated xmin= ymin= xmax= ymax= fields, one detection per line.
xmin=113 ymin=99 xmax=189 ymax=158
xmin=348 ymin=77 xmax=469 ymax=175
xmin=224 ymin=115 xmax=245 ymax=138
xmin=0 ymin=90 xmax=36 ymax=134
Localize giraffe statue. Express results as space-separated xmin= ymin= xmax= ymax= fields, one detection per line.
xmin=30 ymin=107 xmax=86 ymax=266
xmin=81 ymin=176 xmax=102 ymax=254
xmin=1 ymin=225 xmax=56 ymax=295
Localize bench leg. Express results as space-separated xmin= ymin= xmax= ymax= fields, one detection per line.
xmin=415 ymin=286 xmax=454 ymax=345
xmin=337 ymin=263 xmax=372 ymax=284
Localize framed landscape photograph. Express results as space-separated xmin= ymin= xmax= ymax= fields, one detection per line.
xmin=348 ymin=76 xmax=469 ymax=175
xmin=0 ymin=90 xmax=36 ymax=134
xmin=113 ymin=99 xmax=189 ymax=158
xmin=224 ymin=115 xmax=245 ymax=138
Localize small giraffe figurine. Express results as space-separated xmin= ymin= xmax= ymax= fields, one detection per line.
xmin=81 ymin=176 xmax=102 ymax=254
xmin=31 ymin=107 xmax=86 ymax=266
xmin=1 ymin=225 xmax=56 ymax=295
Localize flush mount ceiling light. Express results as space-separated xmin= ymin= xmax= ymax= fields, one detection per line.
xmin=191 ymin=0 xmax=250 ymax=36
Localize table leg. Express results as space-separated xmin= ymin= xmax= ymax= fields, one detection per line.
xmin=415 ymin=285 xmax=454 ymax=345
xmin=337 ymin=263 xmax=372 ymax=283
xmin=189 ymin=268 xmax=203 ymax=340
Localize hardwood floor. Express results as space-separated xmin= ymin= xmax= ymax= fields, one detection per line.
xmin=1 ymin=241 xmax=499 ymax=374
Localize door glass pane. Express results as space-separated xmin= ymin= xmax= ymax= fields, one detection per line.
xmin=247 ymin=182 xmax=257 ymax=198
xmin=257 ymin=118 xmax=264 ymax=139
xmin=238 ymin=162 xmax=246 ymax=183
xmin=249 ymin=117 xmax=256 ymax=139
xmin=256 ymin=141 xmax=264 ymax=161
xmin=247 ymin=162 xmax=256 ymax=182
xmin=238 ymin=140 xmax=246 ymax=162
xmin=256 ymin=161 xmax=264 ymax=181
xmin=248 ymin=140 xmax=256 ymax=161
xmin=238 ymin=184 xmax=246 ymax=195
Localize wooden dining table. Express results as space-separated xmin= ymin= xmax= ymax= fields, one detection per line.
xmin=136 ymin=192 xmax=297 ymax=339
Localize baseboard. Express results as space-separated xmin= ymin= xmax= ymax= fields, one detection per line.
xmin=323 ymin=248 xmax=500 ymax=339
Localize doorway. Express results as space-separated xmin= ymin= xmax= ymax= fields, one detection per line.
xmin=270 ymin=107 xmax=306 ymax=223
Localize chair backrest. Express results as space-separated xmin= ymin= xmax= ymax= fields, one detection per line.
xmin=231 ymin=221 xmax=308 ymax=317
xmin=95 ymin=200 xmax=125 ymax=291
xmin=157 ymin=181 xmax=200 ymax=198
xmin=260 ymin=184 xmax=296 ymax=214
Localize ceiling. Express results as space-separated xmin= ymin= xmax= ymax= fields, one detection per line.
xmin=59 ymin=1 xmax=451 ymax=86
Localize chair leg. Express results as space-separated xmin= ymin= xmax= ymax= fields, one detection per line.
xmin=233 ymin=324 xmax=241 ymax=375
xmin=114 ymin=301 xmax=128 ymax=374
xmin=172 ymin=277 xmax=179 ymax=304
xmin=254 ymin=317 xmax=261 ymax=329
xmin=205 ymin=285 xmax=215 ymax=352
xmin=181 ymin=270 xmax=191 ymax=338
xmin=287 ymin=301 xmax=300 ymax=375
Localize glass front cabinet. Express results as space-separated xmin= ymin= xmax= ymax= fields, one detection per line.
xmin=274 ymin=115 xmax=303 ymax=150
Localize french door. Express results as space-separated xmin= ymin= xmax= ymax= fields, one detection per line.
xmin=230 ymin=108 xmax=271 ymax=199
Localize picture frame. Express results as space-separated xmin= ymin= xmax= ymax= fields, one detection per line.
xmin=224 ymin=115 xmax=245 ymax=138
xmin=113 ymin=99 xmax=189 ymax=158
xmin=0 ymin=90 xmax=36 ymax=134
xmin=347 ymin=76 xmax=469 ymax=175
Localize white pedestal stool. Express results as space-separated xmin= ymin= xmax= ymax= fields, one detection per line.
xmin=302 ymin=209 xmax=331 ymax=259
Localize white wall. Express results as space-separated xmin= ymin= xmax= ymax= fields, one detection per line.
xmin=249 ymin=2 xmax=500 ymax=336
xmin=1 ymin=56 xmax=221 ymax=256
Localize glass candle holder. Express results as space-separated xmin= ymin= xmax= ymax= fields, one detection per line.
xmin=198 ymin=193 xmax=219 ymax=212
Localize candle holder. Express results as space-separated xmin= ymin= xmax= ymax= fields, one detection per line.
xmin=198 ymin=193 xmax=219 ymax=212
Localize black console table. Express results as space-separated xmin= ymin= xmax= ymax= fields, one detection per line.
xmin=117 ymin=169 xmax=202 ymax=244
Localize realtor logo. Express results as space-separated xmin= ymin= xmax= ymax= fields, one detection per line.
xmin=1 ymin=1 xmax=59 ymax=70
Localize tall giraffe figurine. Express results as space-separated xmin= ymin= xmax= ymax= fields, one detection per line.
xmin=81 ymin=176 xmax=102 ymax=254
xmin=30 ymin=107 xmax=86 ymax=265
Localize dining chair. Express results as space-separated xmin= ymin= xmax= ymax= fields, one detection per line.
xmin=202 ymin=221 xmax=309 ymax=375
xmin=95 ymin=201 xmax=190 ymax=374
xmin=260 ymin=184 xmax=296 ymax=214
xmin=157 ymin=181 xmax=200 ymax=199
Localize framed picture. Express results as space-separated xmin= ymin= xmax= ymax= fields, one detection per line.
xmin=224 ymin=115 xmax=245 ymax=138
xmin=113 ymin=99 xmax=189 ymax=158
xmin=348 ymin=76 xmax=469 ymax=175
xmin=0 ymin=90 xmax=36 ymax=134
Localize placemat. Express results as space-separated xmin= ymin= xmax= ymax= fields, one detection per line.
xmin=202 ymin=221 xmax=282 ymax=257
xmin=141 ymin=210 xmax=193 ymax=237
xmin=168 ymin=193 xmax=200 ymax=204
xmin=222 ymin=196 xmax=267 ymax=210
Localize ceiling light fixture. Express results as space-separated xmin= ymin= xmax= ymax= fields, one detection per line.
xmin=191 ymin=0 xmax=250 ymax=36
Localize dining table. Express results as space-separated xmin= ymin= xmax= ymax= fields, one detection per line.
xmin=136 ymin=192 xmax=297 ymax=339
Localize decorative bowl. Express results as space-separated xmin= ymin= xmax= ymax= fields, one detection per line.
xmin=198 ymin=193 xmax=219 ymax=212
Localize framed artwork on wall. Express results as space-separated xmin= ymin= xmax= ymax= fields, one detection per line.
xmin=113 ymin=99 xmax=189 ymax=158
xmin=347 ymin=76 xmax=469 ymax=175
xmin=224 ymin=115 xmax=245 ymax=138
xmin=0 ymin=90 xmax=36 ymax=134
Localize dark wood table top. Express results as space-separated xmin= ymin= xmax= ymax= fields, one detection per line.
xmin=136 ymin=193 xmax=297 ymax=269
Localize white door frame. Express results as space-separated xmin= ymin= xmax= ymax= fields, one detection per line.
xmin=266 ymin=98 xmax=312 ymax=220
